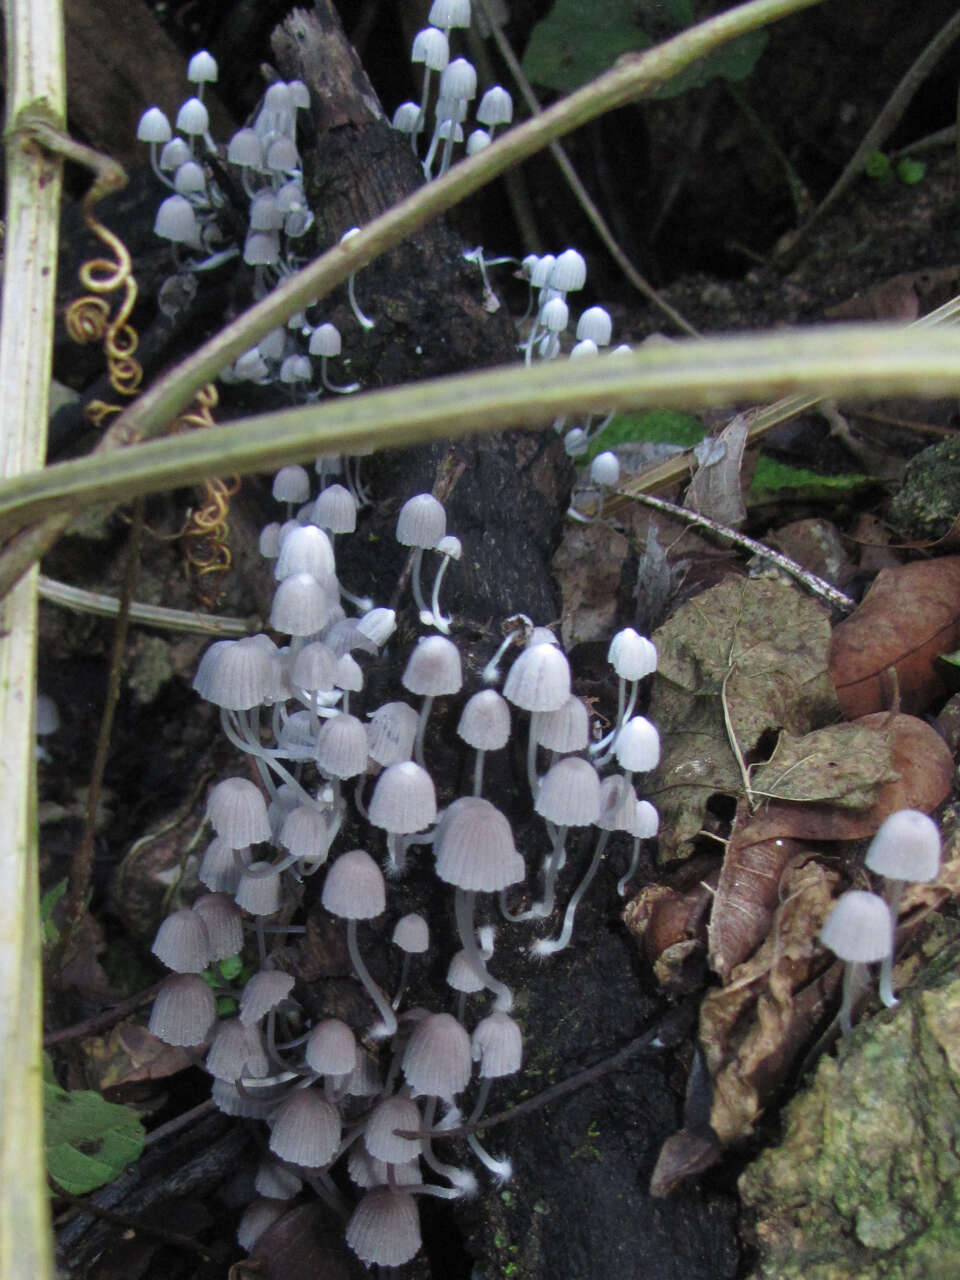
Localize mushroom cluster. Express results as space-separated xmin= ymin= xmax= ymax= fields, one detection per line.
xmin=144 ymin=462 xmax=661 ymax=1267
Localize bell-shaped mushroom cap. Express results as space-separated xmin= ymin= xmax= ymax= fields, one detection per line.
xmin=234 ymin=862 xmax=282 ymax=916
xmin=865 ymin=809 xmax=941 ymax=883
xmin=270 ymin=573 xmax=332 ymax=636
xmin=402 ymin=1011 xmax=472 ymax=1098
xmin=205 ymin=1018 xmax=270 ymax=1081
xmin=596 ymin=775 xmax=641 ymax=834
xmin=607 ymin=628 xmax=657 ymax=679
xmin=357 ymin=606 xmax=397 ymax=646
xmin=364 ymin=1094 xmax=422 ymax=1163
xmin=446 ymin=948 xmax=485 ymax=994
xmin=272 ymin=464 xmax=311 ymax=504
xmin=349 ymin=1149 xmax=422 ymax=1189
xmin=269 ymin=1088 xmax=341 ymax=1167
xmin=369 ymin=761 xmax=437 ymax=834
xmin=322 ymin=848 xmax=386 ymax=919
xmin=291 ymin=640 xmax=337 ymax=692
xmin=192 ymin=894 xmax=244 ymax=961
xmin=634 ymin=799 xmax=659 ymax=839
xmin=278 ymin=804 xmax=333 ymax=864
xmin=255 ymin=1161 xmax=303 ymax=1200
xmin=393 ymin=912 xmax=430 ymax=953
xmin=472 ymin=1011 xmax=523 ymax=1078
xmin=193 ymin=636 xmax=279 ymax=709
xmin=187 ymin=49 xmax=218 ymax=83
xmin=312 ymin=483 xmax=357 ymax=533
xmin=346 ymin=1186 xmax=422 ymax=1268
xmin=276 ymin=709 xmax=319 ymax=761
xmin=335 ymin=653 xmax=364 ymax=693
xmin=316 ymin=712 xmax=369 ymax=779
xmin=367 ymin=701 xmax=420 ymax=766
xmin=137 ymin=106 xmax=172 ymax=143
xmin=534 ymin=757 xmax=600 ymax=826
xmin=207 ymin=777 xmax=271 ymax=848
xmin=396 ymin=493 xmax=446 ymax=548
xmin=239 ymin=970 xmax=295 ymax=1026
xmin=274 ymin=525 xmax=336 ymax=583
xmin=614 ymin=716 xmax=660 ymax=772
xmin=535 ymin=694 xmax=589 ymax=752
xmin=503 ymin=642 xmax=571 ymax=711
xmin=457 ymin=689 xmax=511 ymax=750
xmin=324 ymin=620 xmax=378 ymax=659
xmin=402 ymin=635 xmax=463 ymax=696
xmin=412 ymin=25 xmax=450 ymax=69
xmin=199 ymin=837 xmax=249 ymax=894
xmin=149 ymin=973 xmax=217 ymax=1046
xmin=820 ymin=889 xmax=893 ymax=964
xmin=151 ymin=907 xmax=211 ymax=973
xmin=549 ymin=248 xmax=587 ymax=292
xmin=236 ymin=1198 xmax=286 ymax=1251
xmin=305 ymin=1018 xmax=357 ymax=1075
xmin=434 ymin=796 xmax=524 ymax=892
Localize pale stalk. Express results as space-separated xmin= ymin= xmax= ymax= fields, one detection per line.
xmin=0 ymin=0 xmax=64 ymax=1273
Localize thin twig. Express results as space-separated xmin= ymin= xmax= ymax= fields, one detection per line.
xmin=475 ymin=0 xmax=699 ymax=337
xmin=55 ymin=500 xmax=144 ymax=972
xmin=43 ymin=983 xmax=162 ymax=1047
xmin=38 ymin=574 xmax=250 ymax=636
xmin=779 ymin=8 xmax=960 ymax=259
xmin=615 ymin=488 xmax=856 ymax=610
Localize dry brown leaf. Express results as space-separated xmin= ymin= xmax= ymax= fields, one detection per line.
xmin=84 ymin=1021 xmax=192 ymax=1092
xmin=250 ymin=1202 xmax=360 ymax=1280
xmin=623 ymin=864 xmax=716 ymax=994
xmin=829 ymin=557 xmax=960 ymax=718
xmin=701 ymin=861 xmax=841 ymax=1145
xmin=740 ymin=713 xmax=953 ymax=845
xmin=684 ymin=414 xmax=749 ymax=528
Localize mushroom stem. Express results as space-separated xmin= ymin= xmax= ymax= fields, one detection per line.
xmin=877 ymin=880 xmax=905 ymax=1009
xmin=526 ymin=713 xmax=541 ymax=796
xmin=838 ymin=960 xmax=867 ymax=1036
xmin=533 ymin=831 xmax=610 ymax=957
xmin=410 ymin=547 xmax=430 ymax=616
xmin=617 ymin=836 xmax=642 ymax=897
xmin=414 ymin=695 xmax=434 ymax=769
xmin=455 ymin=888 xmax=513 ymax=1012
xmin=591 ymin=677 xmax=638 ymax=762
xmin=472 ymin=749 xmax=486 ymax=797
xmin=346 ymin=918 xmax=397 ymax=1038
xmin=420 ymin=1097 xmax=478 ymax=1195
xmin=424 ymin=552 xmax=454 ymax=633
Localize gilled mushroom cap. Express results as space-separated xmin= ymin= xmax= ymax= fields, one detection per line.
xmin=269 ymin=1087 xmax=342 ymax=1167
xmin=446 ymin=948 xmax=486 ymax=994
xmin=193 ymin=636 xmax=279 ymax=710
xmin=457 ymin=689 xmax=511 ymax=750
xmin=239 ymin=970 xmax=295 ymax=1026
xmin=207 ymin=777 xmax=271 ymax=848
xmin=434 ymin=796 xmax=524 ymax=892
xmin=607 ymin=628 xmax=657 ymax=680
xmin=820 ymin=889 xmax=893 ymax=964
xmin=346 ymin=1186 xmax=422 ymax=1268
xmin=269 ymin=572 xmax=332 ymax=636
xmin=291 ymin=640 xmax=337 ymax=692
xmin=402 ymin=1011 xmax=472 ymax=1098
xmin=236 ymin=1198 xmax=286 ymax=1251
xmin=312 ymin=483 xmax=357 ymax=533
xmin=272 ymin=464 xmax=311 ymax=504
xmin=363 ymin=1094 xmax=422 ymax=1163
xmin=396 ymin=493 xmax=446 ymax=548
xmin=305 ymin=1018 xmax=357 ymax=1075
xmin=205 ymin=1018 xmax=270 ymax=1081
xmin=534 ymin=694 xmax=589 ymax=752
xmin=472 ymin=1011 xmax=523 ymax=1078
xmin=367 ymin=701 xmax=420 ymax=766
xmin=503 ymin=642 xmax=570 ymax=711
xmin=278 ymin=804 xmax=333 ymax=864
xmin=402 ymin=635 xmax=463 ymax=697
xmin=614 ymin=716 xmax=660 ymax=772
xmin=151 ymin=907 xmax=211 ymax=973
xmin=393 ymin=912 xmax=430 ymax=953
xmin=192 ymin=893 xmax=244 ymax=961
xmin=322 ymin=848 xmax=386 ymax=919
xmin=255 ymin=1161 xmax=303 ymax=1200
xmin=234 ymin=862 xmax=282 ymax=916
xmin=149 ymin=973 xmax=217 ymax=1046
xmin=534 ymin=757 xmax=600 ymax=826
xmin=865 ymin=809 xmax=941 ymax=883
xmin=316 ymin=712 xmax=369 ymax=779
xmin=369 ymin=761 xmax=437 ymax=834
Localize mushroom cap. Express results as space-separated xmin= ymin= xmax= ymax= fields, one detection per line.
xmin=614 ymin=716 xmax=660 ymax=772
xmin=234 ymin=862 xmax=282 ymax=917
xmin=472 ymin=1011 xmax=523 ymax=1078
xmin=607 ymin=628 xmax=657 ymax=679
xmin=305 ymin=1018 xmax=357 ymax=1076
xmin=322 ymin=848 xmax=386 ymax=919
xmin=364 ymin=1094 xmax=422 ymax=1163
xmin=434 ymin=796 xmax=524 ymax=892
xmin=402 ymin=1011 xmax=472 ymax=1098
xmin=534 ymin=757 xmax=600 ymax=826
xmin=151 ymin=907 xmax=211 ymax=973
xmin=269 ymin=1088 xmax=341 ymax=1167
xmin=207 ymin=777 xmax=271 ymax=848
xmin=274 ymin=525 xmax=336 ymax=583
xmin=402 ymin=634 xmax=463 ymax=696
xmin=312 ymin=482 xmax=357 ymax=533
xmin=369 ymin=761 xmax=437 ymax=834
xmin=367 ymin=701 xmax=420 ymax=766
xmin=269 ymin=573 xmax=332 ymax=636
xmin=503 ymin=642 xmax=571 ymax=711
xmin=278 ymin=804 xmax=333 ymax=865
xmin=192 ymin=894 xmax=244 ymax=961
xmin=820 ymin=889 xmax=893 ymax=964
xmin=272 ymin=464 xmax=311 ymax=504
xmin=205 ymin=1018 xmax=270 ymax=1081
xmin=149 ymin=973 xmax=216 ymax=1046
xmin=534 ymin=694 xmax=589 ymax=752
xmin=393 ymin=912 xmax=430 ymax=953
xmin=396 ymin=493 xmax=446 ymax=548
xmin=291 ymin=639 xmax=338 ymax=692
xmin=239 ymin=970 xmax=295 ymax=1026
xmin=346 ymin=1186 xmax=422 ymax=1268
xmin=316 ymin=712 xmax=369 ymax=779
xmin=457 ymin=689 xmax=511 ymax=750
xmin=865 ymin=809 xmax=941 ymax=883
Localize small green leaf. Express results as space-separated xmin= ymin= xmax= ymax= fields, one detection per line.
xmin=863 ymin=150 xmax=892 ymax=181
xmin=522 ymin=0 xmax=651 ymax=94
xmin=39 ymin=878 xmax=67 ymax=947
xmin=44 ymin=1058 xmax=145 ymax=1195
xmin=749 ymin=457 xmax=870 ymax=502
xmin=896 ymin=157 xmax=926 ymax=186
xmin=217 ymin=953 xmax=244 ymax=981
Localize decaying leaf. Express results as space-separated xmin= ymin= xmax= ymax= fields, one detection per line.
xmin=707 ymin=804 xmax=810 ymax=984
xmin=829 ymin=557 xmax=960 ymax=718
xmin=622 ymin=858 xmax=717 ymax=994
xmin=650 ymin=577 xmax=838 ymax=859
xmin=701 ymin=860 xmax=841 ymax=1145
xmin=750 ymin=720 xmax=897 ymax=809
xmin=84 ymin=1020 xmax=193 ymax=1092
xmin=684 ymin=414 xmax=750 ymax=528
xmin=250 ymin=1201 xmax=358 ymax=1280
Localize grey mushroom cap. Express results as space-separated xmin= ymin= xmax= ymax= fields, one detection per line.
xmin=865 ymin=809 xmax=941 ymax=883
xmin=820 ymin=890 xmax=893 ymax=964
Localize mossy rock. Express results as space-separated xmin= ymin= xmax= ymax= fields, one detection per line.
xmin=887 ymin=437 xmax=960 ymax=540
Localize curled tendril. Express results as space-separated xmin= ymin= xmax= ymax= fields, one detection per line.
xmin=174 ymin=387 xmax=237 ymax=607
xmin=65 ymin=296 xmax=111 ymax=344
